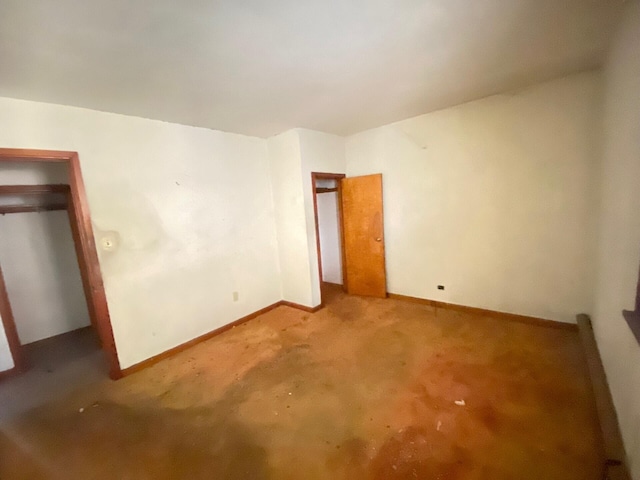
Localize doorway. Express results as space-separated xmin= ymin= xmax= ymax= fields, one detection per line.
xmin=312 ymin=172 xmax=388 ymax=306
xmin=312 ymin=172 xmax=346 ymax=306
xmin=0 ymin=149 xmax=120 ymax=381
xmin=0 ymin=184 xmax=91 ymax=349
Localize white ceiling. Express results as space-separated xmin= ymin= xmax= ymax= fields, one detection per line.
xmin=0 ymin=0 xmax=626 ymax=137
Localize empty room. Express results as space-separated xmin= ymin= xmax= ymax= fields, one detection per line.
xmin=0 ymin=1 xmax=639 ymax=479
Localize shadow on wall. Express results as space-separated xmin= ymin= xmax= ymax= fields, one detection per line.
xmin=41 ymin=210 xmax=92 ymax=336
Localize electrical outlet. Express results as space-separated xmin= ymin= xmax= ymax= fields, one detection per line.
xmin=233 ymin=291 xmax=239 ymax=302
xmin=437 ymin=285 xmax=445 ymax=290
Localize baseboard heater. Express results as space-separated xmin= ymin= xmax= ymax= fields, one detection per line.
xmin=576 ymin=314 xmax=631 ymax=480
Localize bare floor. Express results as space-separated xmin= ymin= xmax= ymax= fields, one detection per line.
xmin=0 ymin=285 xmax=603 ymax=479
xmin=0 ymin=327 xmax=105 ymax=424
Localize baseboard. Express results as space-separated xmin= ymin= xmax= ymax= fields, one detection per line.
xmin=280 ymin=300 xmax=323 ymax=313
xmin=119 ymin=298 xmax=326 ymax=377
xmin=576 ymin=314 xmax=630 ymax=479
xmin=122 ymin=294 xmax=570 ymax=378
xmin=120 ymin=302 xmax=282 ymax=377
xmin=388 ymin=293 xmax=577 ymax=331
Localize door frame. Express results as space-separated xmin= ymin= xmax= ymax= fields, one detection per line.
xmin=311 ymin=172 xmax=346 ymax=305
xmin=0 ymin=148 xmax=121 ymax=380
xmin=0 ymin=261 xmax=23 ymax=378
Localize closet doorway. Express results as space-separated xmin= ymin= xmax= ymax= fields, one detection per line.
xmin=312 ymin=172 xmax=346 ymax=305
xmin=0 ymin=149 xmax=120 ymax=381
xmin=311 ymin=172 xmax=388 ymax=306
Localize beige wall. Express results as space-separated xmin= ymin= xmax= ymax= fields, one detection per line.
xmin=593 ymin=3 xmax=640 ymax=477
xmin=346 ymin=72 xmax=601 ymax=322
xmin=267 ymin=130 xmax=312 ymax=306
xmin=0 ymin=162 xmax=68 ymax=184
xmin=267 ymin=128 xmax=346 ymax=307
xmin=0 ymin=97 xmax=281 ymax=369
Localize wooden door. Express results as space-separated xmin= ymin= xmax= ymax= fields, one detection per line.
xmin=341 ymin=174 xmax=387 ymax=297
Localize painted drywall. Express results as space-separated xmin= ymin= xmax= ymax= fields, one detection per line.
xmin=592 ymin=3 xmax=640 ymax=477
xmin=0 ymin=211 xmax=90 ymax=344
xmin=267 ymin=130 xmax=313 ymax=307
xmin=0 ymin=162 xmax=68 ymax=184
xmin=345 ymin=72 xmax=601 ymax=323
xmin=0 ymin=97 xmax=281 ymax=369
xmin=317 ymin=191 xmax=343 ymax=284
xmin=267 ymin=128 xmax=346 ymax=307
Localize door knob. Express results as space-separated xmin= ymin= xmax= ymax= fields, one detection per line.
xmin=375 ymin=237 xmax=382 ymax=242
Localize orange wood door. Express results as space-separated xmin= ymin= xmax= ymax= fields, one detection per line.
xmin=341 ymin=174 xmax=387 ymax=297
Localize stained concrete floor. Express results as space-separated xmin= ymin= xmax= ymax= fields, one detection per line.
xmin=0 ymin=285 xmax=603 ymax=479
